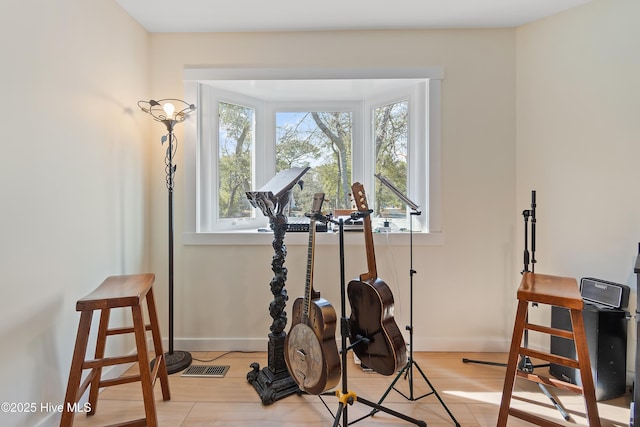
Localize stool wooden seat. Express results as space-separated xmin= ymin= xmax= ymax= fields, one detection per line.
xmin=498 ymin=272 xmax=601 ymax=427
xmin=60 ymin=274 xmax=170 ymax=427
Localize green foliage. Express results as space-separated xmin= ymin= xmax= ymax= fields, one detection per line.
xmin=276 ymin=111 xmax=352 ymax=215
xmin=216 ymin=100 xmax=409 ymax=220
xmin=374 ymin=101 xmax=409 ymax=217
xmin=218 ymin=102 xmax=254 ymax=218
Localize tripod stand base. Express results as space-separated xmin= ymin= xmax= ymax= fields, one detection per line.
xmin=461 ymin=357 xmax=549 ymax=370
xmin=327 ymin=390 xmax=426 ymax=427
xmin=462 ymin=355 xmax=564 ymax=420
xmin=373 ymin=358 xmax=460 ymax=426
xmin=462 ymin=358 xmax=507 ymax=368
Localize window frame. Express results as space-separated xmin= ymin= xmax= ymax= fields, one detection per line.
xmin=366 ymin=89 xmax=417 ymax=232
xmin=269 ymin=100 xmax=362 ymax=216
xmin=205 ymin=88 xmax=264 ymax=231
xmin=183 ymin=67 xmax=444 ymax=246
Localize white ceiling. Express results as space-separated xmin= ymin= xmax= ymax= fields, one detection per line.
xmin=115 ymin=0 xmax=593 ymax=33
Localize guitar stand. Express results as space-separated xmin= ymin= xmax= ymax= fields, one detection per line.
xmin=369 ymin=209 xmax=460 ymax=427
xmin=323 ymin=217 xmax=426 ymax=427
xmin=462 ymin=190 xmax=570 ymax=422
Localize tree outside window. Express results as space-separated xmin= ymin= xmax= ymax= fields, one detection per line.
xmin=218 ymin=102 xmax=254 ymax=219
xmin=275 ymin=111 xmax=352 ymax=217
xmin=374 ymin=101 xmax=409 ymax=220
xmin=189 ymin=73 xmax=440 ymax=235
xmin=217 ymin=102 xmax=410 ymax=222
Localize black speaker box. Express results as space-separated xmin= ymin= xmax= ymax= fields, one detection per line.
xmin=580 ymin=277 xmax=630 ymax=309
xmin=550 ymin=303 xmax=628 ymax=401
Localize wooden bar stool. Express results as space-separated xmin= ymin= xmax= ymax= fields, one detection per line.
xmin=498 ymin=272 xmax=601 ymax=427
xmin=60 ymin=274 xmax=170 ymax=427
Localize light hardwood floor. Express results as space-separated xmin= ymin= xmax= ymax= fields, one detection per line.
xmin=69 ymin=351 xmax=631 ymax=426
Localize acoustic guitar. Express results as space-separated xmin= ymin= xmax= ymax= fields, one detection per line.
xmin=284 ymin=193 xmax=341 ymax=394
xmin=347 ymin=182 xmax=407 ymax=376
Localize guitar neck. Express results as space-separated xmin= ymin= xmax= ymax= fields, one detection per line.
xmin=303 ymin=219 xmax=316 ymax=318
xmin=360 ymin=213 xmax=378 ymax=282
xmin=303 ymin=192 xmax=325 ymax=315
xmin=351 ymin=182 xmax=378 ymax=282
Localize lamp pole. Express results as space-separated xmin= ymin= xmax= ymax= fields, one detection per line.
xmin=164 ymin=121 xmax=180 ymax=362
xmin=138 ymin=99 xmax=196 ymax=374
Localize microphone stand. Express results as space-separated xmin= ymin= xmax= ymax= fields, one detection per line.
xmin=323 ymin=215 xmax=426 ymax=427
xmin=519 ymin=192 xmax=539 ymax=372
xmin=463 ymin=191 xmax=570 ymax=421
xmin=521 ymin=192 xmax=570 ymax=420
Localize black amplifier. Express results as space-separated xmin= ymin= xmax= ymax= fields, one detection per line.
xmin=550 ymin=303 xmax=628 ymax=401
xmin=580 ymin=277 xmax=630 ymax=309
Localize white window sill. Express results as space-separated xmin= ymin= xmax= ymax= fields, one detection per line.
xmin=183 ymin=230 xmax=444 ymax=246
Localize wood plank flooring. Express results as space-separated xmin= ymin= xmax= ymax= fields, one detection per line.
xmin=69 ymin=351 xmax=631 ymax=426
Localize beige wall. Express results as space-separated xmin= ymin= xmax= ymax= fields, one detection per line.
xmin=147 ymin=29 xmax=518 ymax=353
xmin=3 ymin=1 xmax=637 ymax=425
xmin=0 ymin=1 xmax=150 ymax=426
xmin=516 ymin=0 xmax=640 ymax=381
xmin=148 ymin=0 xmax=639 ymax=370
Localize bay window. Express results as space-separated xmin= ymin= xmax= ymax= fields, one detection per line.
xmin=183 ymin=67 xmax=443 ymax=244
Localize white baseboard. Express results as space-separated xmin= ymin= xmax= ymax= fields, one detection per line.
xmin=167 ymin=337 xmax=269 ymax=352
xmin=411 ymin=337 xmax=512 ymax=352
xmin=166 ymin=336 xmax=512 ymax=353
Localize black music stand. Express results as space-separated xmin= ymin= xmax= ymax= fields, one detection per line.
xmin=462 ymin=190 xmax=569 ymax=421
xmin=246 ymin=166 xmax=310 ymax=405
xmin=365 ymin=174 xmax=459 ymax=426
xmin=323 ymin=216 xmax=426 ymax=427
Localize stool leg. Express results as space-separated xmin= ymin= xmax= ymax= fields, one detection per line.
xmin=146 ymin=287 xmax=170 ymax=400
xmin=570 ymin=309 xmax=601 ymax=427
xmin=497 ymin=300 xmax=529 ymax=427
xmin=87 ymin=308 xmax=110 ymax=415
xmin=132 ymin=304 xmax=158 ymax=427
xmin=60 ymin=310 xmax=93 ymax=427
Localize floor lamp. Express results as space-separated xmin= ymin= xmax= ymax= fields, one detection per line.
xmin=138 ymin=98 xmax=196 ymax=374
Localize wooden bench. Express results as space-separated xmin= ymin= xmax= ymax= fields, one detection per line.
xmin=60 ymin=274 xmax=170 ymax=427
xmin=498 ymin=272 xmax=601 ymax=426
